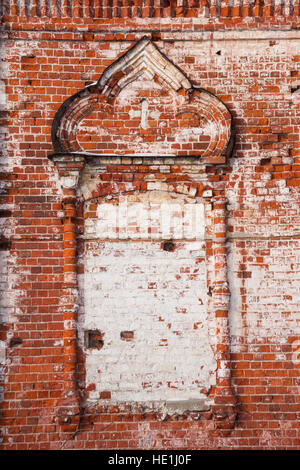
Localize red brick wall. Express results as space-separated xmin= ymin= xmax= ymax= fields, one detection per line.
xmin=0 ymin=0 xmax=300 ymax=450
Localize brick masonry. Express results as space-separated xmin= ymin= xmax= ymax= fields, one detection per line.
xmin=0 ymin=0 xmax=300 ymax=450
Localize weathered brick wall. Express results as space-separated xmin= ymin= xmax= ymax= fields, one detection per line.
xmin=0 ymin=0 xmax=300 ymax=450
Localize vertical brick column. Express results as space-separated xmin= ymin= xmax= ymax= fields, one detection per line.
xmin=211 ymin=195 xmax=237 ymax=431
xmin=62 ymin=193 xmax=79 ymax=414
xmin=49 ymin=154 xmax=86 ymax=433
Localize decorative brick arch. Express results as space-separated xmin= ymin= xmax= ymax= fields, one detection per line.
xmin=48 ymin=39 xmax=237 ymax=436
xmin=51 ymin=37 xmax=234 ymax=163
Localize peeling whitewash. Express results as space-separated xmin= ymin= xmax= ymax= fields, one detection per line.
xmin=78 ymin=192 xmax=216 ymax=411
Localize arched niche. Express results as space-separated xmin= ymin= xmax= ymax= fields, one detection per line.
xmin=48 ymin=38 xmax=237 ymax=433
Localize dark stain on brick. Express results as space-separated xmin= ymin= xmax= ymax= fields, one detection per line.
xmin=261 ymin=158 xmax=272 ymax=166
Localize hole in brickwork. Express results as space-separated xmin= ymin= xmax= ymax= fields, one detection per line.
xmin=0 ymin=237 xmax=11 ymax=251
xmin=162 ymin=240 xmax=175 ymax=252
xmin=0 ymin=210 xmax=11 ymax=218
xmin=151 ymin=32 xmax=162 ymax=41
xmin=85 ymin=330 xmax=104 ymax=349
xmin=261 ymin=157 xmax=272 ymax=166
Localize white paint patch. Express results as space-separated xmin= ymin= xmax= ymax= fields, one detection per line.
xmin=0 ymin=251 xmax=19 ymax=324
xmin=84 ymin=192 xmax=206 ymax=241
xmin=79 ymin=193 xmax=215 ymax=409
xmin=83 ymin=240 xmax=216 ymax=406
